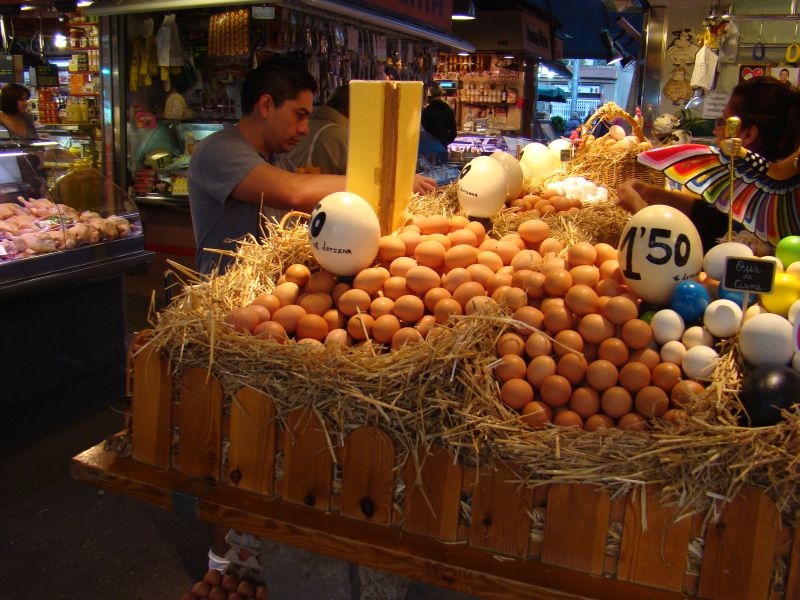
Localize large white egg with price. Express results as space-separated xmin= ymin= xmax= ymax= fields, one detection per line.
xmin=308 ymin=192 xmax=381 ymax=276
xmin=457 ymin=156 xmax=508 ymax=218
xmin=490 ymin=150 xmax=524 ymax=200
xmin=617 ymin=205 xmax=703 ymax=305
xmin=519 ymin=142 xmax=559 ymax=180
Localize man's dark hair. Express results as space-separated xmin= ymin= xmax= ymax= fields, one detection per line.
xmin=240 ymin=58 xmax=317 ymax=115
xmin=1 ymin=83 xmax=30 ymax=114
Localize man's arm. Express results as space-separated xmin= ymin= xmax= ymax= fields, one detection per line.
xmin=232 ymin=162 xmax=345 ymax=212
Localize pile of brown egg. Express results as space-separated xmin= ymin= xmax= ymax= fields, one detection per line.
xmin=507 ymin=189 xmax=582 ymax=218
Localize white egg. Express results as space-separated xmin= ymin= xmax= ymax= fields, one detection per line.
xmin=519 ymin=142 xmax=559 ymax=180
xmin=743 ymin=303 xmax=767 ymax=322
xmin=582 ymin=182 xmax=597 ymax=196
xmin=563 ymin=185 xmax=581 ymax=199
xmin=608 ymin=124 xmax=626 ymax=140
xmin=682 ymin=325 xmax=715 ymax=348
xmin=703 ymin=299 xmax=743 ymax=338
xmin=519 ymin=160 xmax=533 ymax=188
xmin=490 ymin=150 xmax=524 ymax=200
xmin=660 ymin=340 xmax=687 ymax=365
xmin=702 ymin=242 xmax=754 ymax=280
xmin=787 ymin=261 xmax=800 ymax=278
xmin=682 ymin=345 xmax=720 ymax=380
xmin=788 ymin=299 xmax=800 ymax=325
xmin=548 ymin=138 xmax=572 ymax=162
xmin=739 ymin=313 xmax=794 ymax=366
xmin=597 ymin=187 xmax=609 ymax=198
xmin=457 ymin=156 xmax=508 ymax=218
xmin=651 ymin=309 xmax=685 ymax=345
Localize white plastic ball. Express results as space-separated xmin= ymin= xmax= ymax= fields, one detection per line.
xmin=682 ymin=325 xmax=715 ymax=348
xmin=788 ymin=299 xmax=800 ymax=325
xmin=739 ymin=313 xmax=794 ymax=366
xmin=548 ymin=138 xmax=572 ymax=163
xmin=702 ymin=242 xmax=754 ymax=281
xmin=682 ymin=345 xmax=720 ymax=380
xmin=651 ymin=309 xmax=685 ymax=345
xmin=660 ymin=340 xmax=687 ymax=365
xmin=309 ymin=192 xmax=381 ymax=276
xmin=703 ymin=299 xmax=743 ymax=338
xmin=519 ymin=142 xmax=558 ymax=180
xmin=457 ymin=156 xmax=508 ymax=218
xmin=744 ymin=303 xmax=767 ymax=322
xmin=490 ymin=150 xmax=524 ymax=201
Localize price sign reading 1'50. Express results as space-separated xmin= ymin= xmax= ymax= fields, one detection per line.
xmin=619 ymin=226 xmax=692 ymax=280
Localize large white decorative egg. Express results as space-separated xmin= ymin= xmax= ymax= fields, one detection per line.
xmin=308 ymin=192 xmax=381 ymax=276
xmin=739 ymin=313 xmax=794 ymax=367
xmin=490 ymin=150 xmax=524 ymax=200
xmin=617 ymin=205 xmax=703 ymax=305
xmin=519 ymin=142 xmax=558 ymax=181
xmin=548 ymin=138 xmax=572 ymax=163
xmin=457 ymin=156 xmax=508 ymax=218
xmin=702 ymin=241 xmax=754 ymax=281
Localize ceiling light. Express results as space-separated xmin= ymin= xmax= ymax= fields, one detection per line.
xmin=77 ymin=1 xmax=94 ymax=6
xmin=54 ymin=33 xmax=68 ymax=48
xmin=503 ymin=55 xmax=514 ymax=59
xmin=457 ymin=51 xmax=470 ymax=56
xmin=452 ymin=0 xmax=476 ymax=21
xmin=20 ymin=5 xmax=36 ymax=10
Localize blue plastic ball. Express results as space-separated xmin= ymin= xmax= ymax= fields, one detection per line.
xmin=669 ymin=280 xmax=711 ymax=325
xmin=718 ymin=286 xmax=757 ymax=308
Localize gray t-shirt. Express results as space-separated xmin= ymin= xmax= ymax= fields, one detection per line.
xmin=188 ymin=123 xmax=286 ymax=274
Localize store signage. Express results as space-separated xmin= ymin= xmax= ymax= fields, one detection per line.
xmin=522 ymin=13 xmax=551 ymax=58
xmin=29 ymin=64 xmax=59 ymax=88
xmin=0 ymin=55 xmax=15 ymax=84
xmin=351 ymin=0 xmax=454 ymax=33
xmin=722 ymin=257 xmax=775 ymax=294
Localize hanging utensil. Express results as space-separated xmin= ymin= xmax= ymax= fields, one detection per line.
xmin=752 ymin=21 xmax=765 ymax=60
xmin=786 ymin=22 xmax=800 ymax=63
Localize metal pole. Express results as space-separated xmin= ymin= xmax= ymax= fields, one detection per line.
xmin=570 ymin=58 xmax=580 ymax=117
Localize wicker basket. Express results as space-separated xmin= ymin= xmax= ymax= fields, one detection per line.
xmin=567 ymin=102 xmax=665 ymax=191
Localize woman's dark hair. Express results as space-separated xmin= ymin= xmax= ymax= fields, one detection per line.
xmin=729 ymin=76 xmax=800 ymax=161
xmin=1 ymin=83 xmax=30 ymax=114
xmin=240 ymin=58 xmax=317 ymax=115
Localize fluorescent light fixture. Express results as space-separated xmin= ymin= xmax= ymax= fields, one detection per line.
xmin=148 ymin=151 xmax=169 ymax=161
xmin=54 ymin=33 xmax=68 ymax=48
xmin=77 ymin=1 xmax=94 ymax=6
xmin=457 ymin=51 xmax=470 ymax=56
xmin=452 ymin=0 xmax=476 ymax=20
xmin=503 ymin=55 xmax=514 ymax=59
xmin=20 ymin=4 xmax=35 ymax=9
xmin=30 ymin=141 xmax=61 ymax=146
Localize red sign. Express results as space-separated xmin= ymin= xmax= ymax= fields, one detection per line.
xmin=352 ymin=0 xmax=453 ymax=33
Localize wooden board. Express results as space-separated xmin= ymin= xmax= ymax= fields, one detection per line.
xmin=617 ymin=485 xmax=692 ymax=591
xmin=340 ymin=426 xmax=394 ymax=525
xmin=403 ymin=445 xmax=462 ymax=541
xmin=227 ymin=387 xmax=276 ymax=496
xmin=698 ymin=486 xmax=779 ymax=600
xmin=469 ymin=462 xmax=534 ymax=558
xmin=282 ymin=407 xmax=333 ymax=511
xmin=175 ymin=368 xmax=223 ymax=481
xmin=785 ymin=524 xmax=800 ymax=600
xmin=541 ymin=483 xmax=610 ymax=575
xmin=130 ymin=344 xmax=172 ymax=468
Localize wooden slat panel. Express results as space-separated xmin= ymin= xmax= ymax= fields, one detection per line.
xmin=699 ymin=486 xmax=779 ymax=600
xmin=340 ymin=426 xmax=395 ymax=525
xmin=403 ymin=445 xmax=462 ymax=541
xmin=130 ymin=344 xmax=172 ymax=468
xmin=125 ymin=329 xmax=152 ymax=397
xmin=785 ymin=525 xmax=800 ymax=600
xmin=174 ymin=368 xmax=222 ymax=481
xmin=469 ymin=462 xmax=533 ymax=558
xmin=617 ymin=486 xmax=692 ymax=591
xmin=282 ymin=407 xmax=333 ymax=511
xmin=542 ymin=483 xmax=610 ymax=574
xmin=227 ymin=387 xmax=276 ymax=496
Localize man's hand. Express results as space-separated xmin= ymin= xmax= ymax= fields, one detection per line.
xmin=616 ymin=180 xmax=649 ymax=214
xmin=413 ymin=174 xmax=436 ymax=195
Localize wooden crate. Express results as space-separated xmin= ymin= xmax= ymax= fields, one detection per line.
xmin=73 ymin=344 xmax=799 ymax=600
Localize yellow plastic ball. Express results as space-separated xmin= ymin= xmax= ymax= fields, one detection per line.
xmin=760 ymin=273 xmax=800 ymax=316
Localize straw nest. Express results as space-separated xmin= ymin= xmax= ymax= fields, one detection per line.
xmin=140 ymin=200 xmax=800 ymax=526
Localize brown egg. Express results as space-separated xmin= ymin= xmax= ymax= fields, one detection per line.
xmin=273 ymin=282 xmax=301 ymax=307
xmin=500 ymin=287 xmax=528 ymax=311
xmin=479 ymin=238 xmax=498 ymax=253
xmin=416 ymin=315 xmax=436 ymax=338
xmin=465 ymin=220 xmax=486 ymax=244
xmin=554 ymin=410 xmax=584 ymax=429
xmin=570 ymin=265 xmax=600 ymax=288
xmin=441 ymin=267 xmax=471 ymax=293
xmin=594 ymin=242 xmax=617 ymax=266
xmin=512 ymin=306 xmax=544 ymax=336
xmin=603 ymin=296 xmax=639 ymax=325
xmin=619 ymin=362 xmax=651 ymax=394
xmin=398 ymin=230 xmax=422 ymax=255
xmin=501 ymin=378 xmax=534 ymax=410
xmin=453 ymin=281 xmax=486 ymax=308
xmin=379 ymin=235 xmax=406 ymax=263
xmin=543 ymin=269 xmax=572 ymax=297
xmin=511 ymin=268 xmax=534 ymax=290
xmin=567 ymin=242 xmax=597 ymax=267
xmin=494 ymin=241 xmax=519 ymax=265
xmin=346 ymin=313 xmax=375 ymax=341
xmin=331 ymin=282 xmax=351 ymax=305
xmin=253 ymin=320 xmax=287 ymax=343
xmin=663 ymin=408 xmax=688 ymax=423
xmin=252 ymin=292 xmax=281 ymax=314
xmin=629 ymin=347 xmax=661 ymax=370
xmin=393 ymin=295 xmax=425 ymax=323
xmin=466 ymin=295 xmax=496 ymax=314
xmin=433 ymin=297 xmax=463 ymax=324
xmin=618 ymin=413 xmax=650 ymax=431
xmin=448 ymin=215 xmax=469 ymax=231
xmin=444 ymin=244 xmax=479 ymax=270
xmin=510 ymin=249 xmax=543 ymax=272
xmin=557 ymin=353 xmax=588 ymax=385
xmin=518 ymin=219 xmax=550 ymax=244
xmin=467 ymin=263 xmax=496 ymax=288
xmin=425 ymin=233 xmax=452 ymax=250
xmin=372 ymin=314 xmax=401 ymax=344
xmin=541 ymin=297 xmax=566 ymax=313
xmin=496 ymin=332 xmax=526 ymax=357
xmin=294 ymin=313 xmax=329 ymax=341
xmin=553 ymin=329 xmax=584 ymax=357
xmin=324 ymin=328 xmax=352 ymax=348
xmin=391 ymin=327 xmax=423 ymax=349
xmin=272 ymin=304 xmax=307 ymax=335
xmin=570 ymin=386 xmax=600 ymax=418
xmin=635 ymin=386 xmax=669 ymax=418
xmin=586 ymin=359 xmax=619 ymax=391
xmin=671 ymin=380 xmax=705 ymax=409
xmin=485 ymin=271 xmax=513 ymax=295
xmin=543 ymin=306 xmax=574 ymax=334
xmin=285 ymin=263 xmax=311 ymax=288
xmin=525 ymin=331 xmax=553 ymax=358
xmin=600 ymin=386 xmax=633 ymax=418
xmin=337 ymin=288 xmax=372 ymax=316
xmin=402 ymin=223 xmax=421 ymax=233
xmin=422 ymin=287 xmax=451 ymax=313
xmin=370 ymin=296 xmax=395 ymax=318
xmin=540 ymin=375 xmax=572 ymax=408
xmin=595 ymin=277 xmax=622 ymax=297
xmin=405 ymin=266 xmax=441 ymax=295
xmin=247 ymin=304 xmax=271 ymax=323
xmin=539 ymin=237 xmax=563 ymax=254
xmin=599 ymin=259 xmax=624 ymax=283
xmin=597 ymin=338 xmax=629 ymax=367
xmin=389 ymin=256 xmax=418 ymax=277
xmin=299 ymin=292 xmax=333 ymax=316
xmin=495 ymin=354 xmax=528 ymax=382
xmin=414 ymin=240 xmax=446 ymax=269
xmin=382 ymin=276 xmax=410 ymax=300
xmin=417 ymin=214 xmax=449 ymax=235
xmin=522 ymin=271 xmax=547 ymax=299
xmin=652 ymin=362 xmax=681 ymax=393
xmin=353 ymin=268 xmax=388 ymax=295
xmin=476 ymin=250 xmax=504 ymax=273
xmin=447 ymin=228 xmax=479 ymax=247
xmin=578 ymin=314 xmax=615 ymax=344
xmin=526 ymin=355 xmax=557 ymax=387
xmin=585 ymin=413 xmax=614 ymax=431
xmin=583 ymin=343 xmax=599 ymax=362
xmin=305 ymin=270 xmax=336 ymax=294
xmin=564 ymin=284 xmax=599 ymax=315
xmin=322 ymin=308 xmax=346 ymax=331
xmin=521 ymin=401 xmax=552 ymax=429
xmin=501 ymin=233 xmax=525 ymax=251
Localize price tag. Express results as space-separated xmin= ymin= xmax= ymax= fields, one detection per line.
xmin=721 ymin=256 xmax=776 ymax=294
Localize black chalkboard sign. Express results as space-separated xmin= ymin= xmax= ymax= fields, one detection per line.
xmin=721 ymin=256 xmax=776 ymax=294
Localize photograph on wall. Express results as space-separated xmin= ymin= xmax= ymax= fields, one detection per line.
xmin=738 ymin=64 xmax=770 ymax=85
xmin=769 ymin=65 xmax=800 ymax=86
